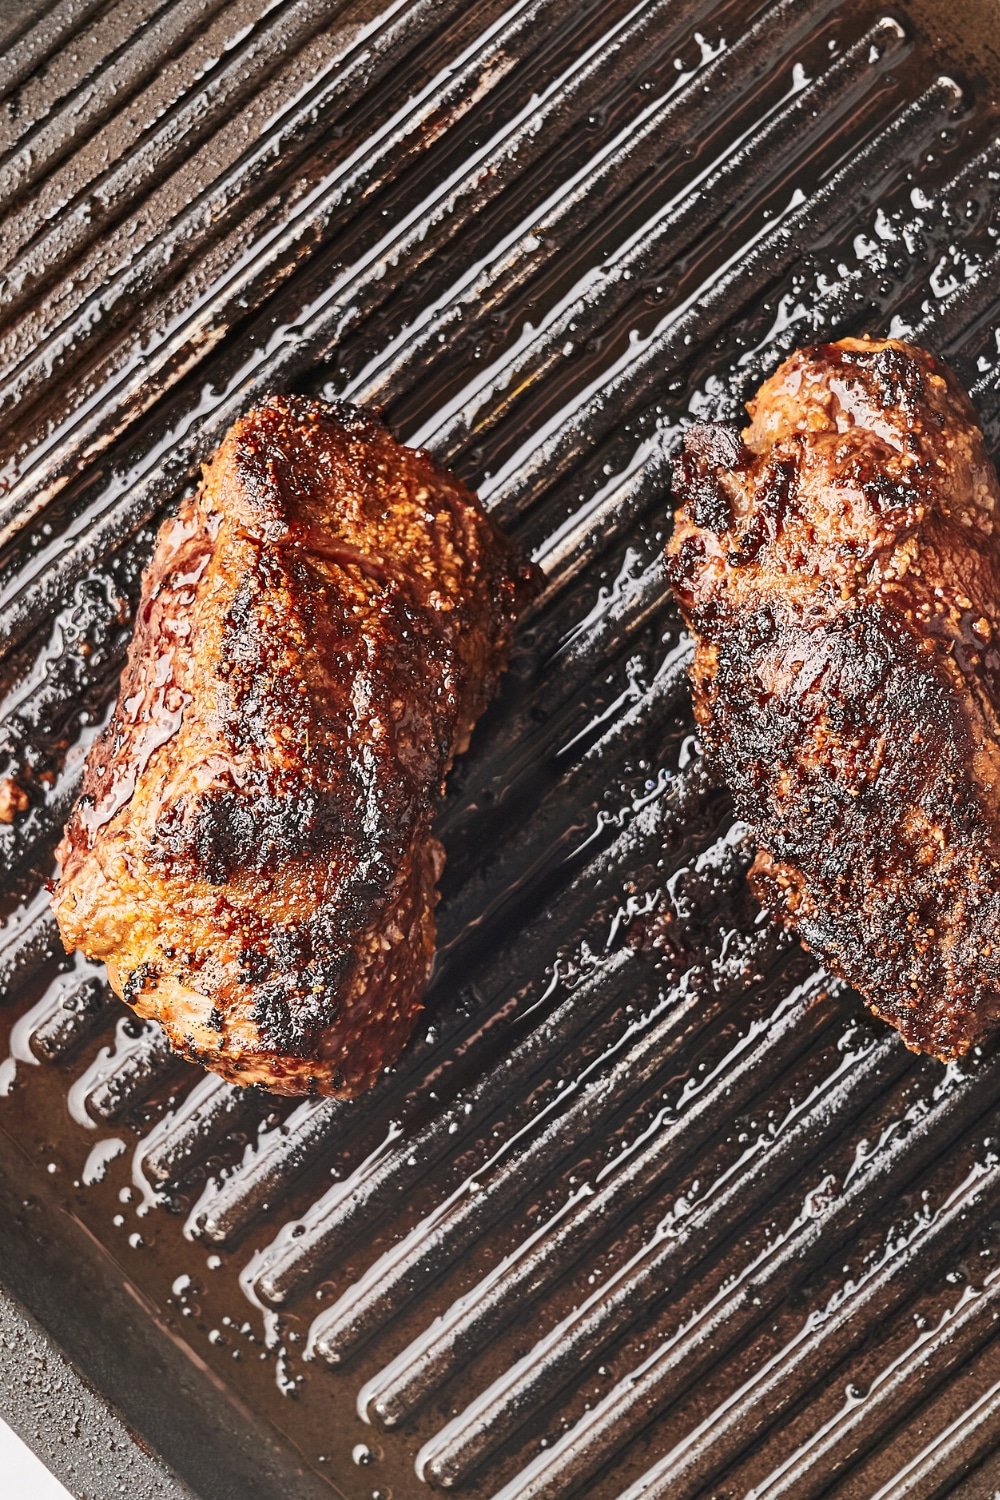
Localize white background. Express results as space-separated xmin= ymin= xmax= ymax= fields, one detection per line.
xmin=0 ymin=1415 xmax=72 ymax=1498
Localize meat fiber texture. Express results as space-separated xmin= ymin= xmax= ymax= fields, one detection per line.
xmin=666 ymin=336 xmax=1000 ymax=1060
xmin=53 ymin=396 xmax=534 ymax=1096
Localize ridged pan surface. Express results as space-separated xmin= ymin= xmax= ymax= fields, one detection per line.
xmin=2 ymin=0 xmax=1000 ymax=1497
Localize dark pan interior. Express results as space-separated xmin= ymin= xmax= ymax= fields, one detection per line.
xmin=3 ymin=2 xmax=1000 ymax=1498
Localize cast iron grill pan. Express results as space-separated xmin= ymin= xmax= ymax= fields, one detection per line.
xmin=2 ymin=2 xmax=1000 ymax=1498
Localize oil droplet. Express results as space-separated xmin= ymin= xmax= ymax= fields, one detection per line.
xmin=352 ymin=1444 xmax=375 ymax=1466
xmin=82 ymin=1137 xmax=126 ymax=1186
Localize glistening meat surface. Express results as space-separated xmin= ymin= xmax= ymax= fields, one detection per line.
xmin=52 ymin=396 xmax=534 ymax=1096
xmin=666 ymin=337 xmax=1000 ymax=1059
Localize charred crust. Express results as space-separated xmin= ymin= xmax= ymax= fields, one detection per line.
xmin=238 ymin=948 xmax=270 ymax=985
xmin=152 ymin=787 xmax=353 ymax=883
xmin=819 ymin=337 xmax=930 ymax=409
xmin=861 ymin=469 xmax=917 ymax=510
xmin=251 ymin=984 xmax=317 ymax=1057
xmin=687 ymin=465 xmax=732 ymax=535
xmin=123 ymin=961 xmax=161 ymax=1007
xmin=663 ymin=533 xmax=706 ymax=594
xmin=706 ymin=601 xmax=1000 ymax=1054
xmin=673 ymin=427 xmax=751 ymax=535
xmin=240 ymin=912 xmax=360 ymax=1057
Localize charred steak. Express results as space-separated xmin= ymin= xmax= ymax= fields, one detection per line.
xmin=666 ymin=337 xmax=1000 ymax=1059
xmin=53 ymin=396 xmax=534 ymax=1096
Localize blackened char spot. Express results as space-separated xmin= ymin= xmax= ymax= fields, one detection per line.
xmin=674 ymin=453 xmax=731 ymax=534
xmin=271 ymin=923 xmax=311 ymax=970
xmin=673 ymin=425 xmax=748 ymax=535
xmin=663 ymin=533 xmax=706 ymax=595
xmin=862 ymin=469 xmax=916 ymax=510
xmin=727 ymin=458 xmax=796 ymax=566
xmin=154 ymin=787 xmax=353 ymax=883
xmin=820 ymin=339 xmax=930 ymax=412
xmin=244 ymin=916 xmax=353 ymax=1054
xmin=238 ymin=947 xmax=269 ymax=985
xmin=251 ymin=975 xmax=346 ymax=1057
xmin=123 ymin=961 xmax=161 ymax=1006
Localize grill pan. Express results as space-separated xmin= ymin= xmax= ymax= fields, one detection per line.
xmin=3 ymin=2 xmax=1000 ymax=1498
